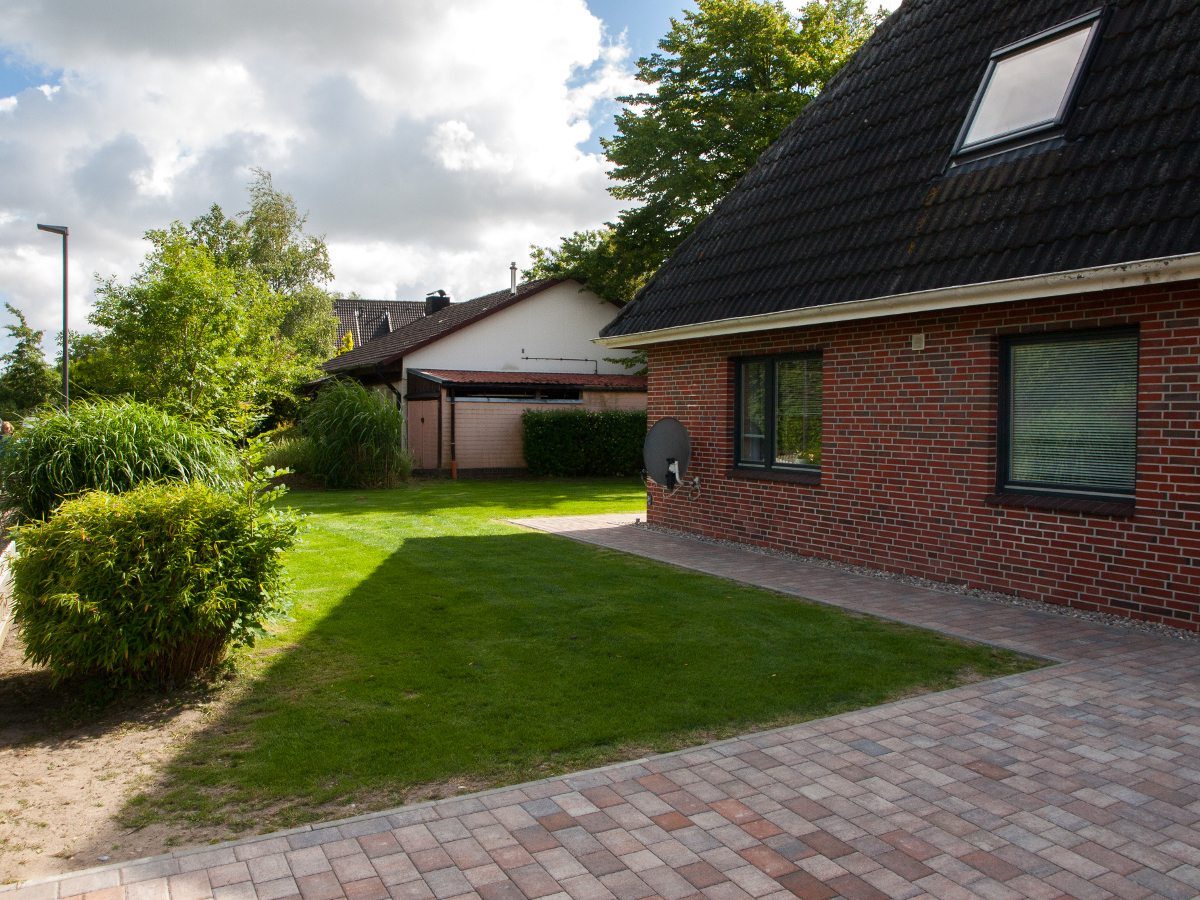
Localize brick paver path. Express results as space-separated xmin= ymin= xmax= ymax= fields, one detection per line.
xmin=7 ymin=516 xmax=1200 ymax=900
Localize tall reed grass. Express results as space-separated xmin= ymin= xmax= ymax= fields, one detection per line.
xmin=0 ymin=399 xmax=240 ymax=521
xmin=306 ymin=379 xmax=411 ymax=489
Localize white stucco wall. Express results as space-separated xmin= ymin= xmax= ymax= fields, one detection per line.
xmin=402 ymin=281 xmax=633 ymax=380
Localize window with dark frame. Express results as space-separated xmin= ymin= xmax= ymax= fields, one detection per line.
xmin=998 ymin=329 xmax=1138 ymax=501
xmin=735 ymin=354 xmax=822 ymax=471
xmin=953 ymin=9 xmax=1104 ymax=159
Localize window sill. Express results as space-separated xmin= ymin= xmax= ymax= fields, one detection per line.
xmin=985 ymin=492 xmax=1135 ymax=517
xmin=726 ymin=467 xmax=821 ymax=485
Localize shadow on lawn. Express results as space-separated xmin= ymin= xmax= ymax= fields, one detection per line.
xmin=116 ymin=528 xmax=1042 ymax=837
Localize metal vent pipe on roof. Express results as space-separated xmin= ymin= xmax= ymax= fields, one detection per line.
xmin=510 ymin=261 xmax=517 ymax=295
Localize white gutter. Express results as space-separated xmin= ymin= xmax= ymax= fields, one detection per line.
xmin=593 ymin=252 xmax=1200 ymax=348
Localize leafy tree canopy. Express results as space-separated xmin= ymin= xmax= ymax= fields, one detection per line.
xmin=187 ymin=169 xmax=338 ymax=363
xmin=88 ymin=227 xmax=300 ymax=427
xmin=189 ymin=168 xmax=333 ymax=296
xmin=0 ymin=304 xmax=58 ymax=418
xmin=74 ymin=171 xmax=340 ymax=426
xmin=528 ymin=0 xmax=880 ymax=303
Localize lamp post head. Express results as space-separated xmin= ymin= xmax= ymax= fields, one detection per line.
xmin=37 ymin=224 xmax=68 ymax=236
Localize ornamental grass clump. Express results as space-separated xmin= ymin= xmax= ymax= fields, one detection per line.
xmin=0 ymin=399 xmax=239 ymax=522
xmin=305 ymin=379 xmax=411 ymax=489
xmin=12 ymin=481 xmax=300 ymax=687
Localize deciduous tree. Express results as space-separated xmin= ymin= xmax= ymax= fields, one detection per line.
xmin=0 ymin=304 xmax=58 ymax=418
xmin=529 ymin=0 xmax=880 ymax=303
xmin=89 ymin=227 xmax=299 ymax=426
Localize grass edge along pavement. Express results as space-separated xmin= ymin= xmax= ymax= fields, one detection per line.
xmin=117 ymin=478 xmax=1044 ymax=837
xmin=0 ymin=658 xmax=1056 ymax=895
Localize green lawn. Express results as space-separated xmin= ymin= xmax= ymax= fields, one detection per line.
xmin=127 ymin=478 xmax=1042 ymax=832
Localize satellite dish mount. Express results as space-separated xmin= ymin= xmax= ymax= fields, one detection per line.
xmin=642 ymin=417 xmax=700 ymax=499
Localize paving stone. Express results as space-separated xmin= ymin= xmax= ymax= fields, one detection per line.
xmin=475 ymin=884 xmax=525 ymax=900
xmin=423 ymin=869 xmax=473 ymax=900
xmin=20 ymin=519 xmax=1200 ymax=900
xmin=295 ymin=873 xmax=344 ymax=900
xmin=210 ymin=884 xmax=255 ymax=900
xmin=596 ymin=872 xmax=653 ymax=900
xmin=330 ymin=857 xmax=377 ymax=885
xmin=342 ymin=878 xmax=389 ymax=900
xmin=207 ymin=864 xmax=252 ymax=888
xmin=59 ymin=873 xmax=121 ymax=897
xmin=125 ymin=879 xmax=169 ymax=900
xmin=248 ymin=856 xmax=292 ymax=885
xmin=387 ymin=882 xmax=433 ymax=900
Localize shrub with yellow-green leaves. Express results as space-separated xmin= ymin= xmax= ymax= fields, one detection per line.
xmin=12 ymin=481 xmax=300 ymax=687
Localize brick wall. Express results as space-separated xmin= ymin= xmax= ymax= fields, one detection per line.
xmin=645 ymin=279 xmax=1200 ymax=630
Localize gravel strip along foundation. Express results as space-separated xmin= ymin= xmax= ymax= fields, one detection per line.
xmin=634 ymin=520 xmax=1199 ymax=643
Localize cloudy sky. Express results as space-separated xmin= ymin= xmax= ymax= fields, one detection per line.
xmin=0 ymin=0 xmax=899 ymax=354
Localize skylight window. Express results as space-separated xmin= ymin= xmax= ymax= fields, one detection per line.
xmin=956 ymin=10 xmax=1103 ymax=156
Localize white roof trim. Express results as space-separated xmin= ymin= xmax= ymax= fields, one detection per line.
xmin=593 ymin=252 xmax=1200 ymax=348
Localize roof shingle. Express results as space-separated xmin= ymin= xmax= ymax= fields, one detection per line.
xmin=601 ymin=0 xmax=1200 ymax=339
xmin=331 ymin=299 xmax=425 ymax=346
xmin=323 ymin=280 xmax=561 ymax=373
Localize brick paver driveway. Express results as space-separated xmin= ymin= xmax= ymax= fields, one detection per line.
xmin=6 ymin=516 xmax=1199 ymax=900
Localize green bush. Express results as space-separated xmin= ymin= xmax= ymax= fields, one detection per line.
xmin=521 ymin=410 xmax=647 ymax=477
xmin=12 ymin=481 xmax=300 ymax=687
xmin=305 ymin=379 xmax=411 ymax=489
xmin=0 ymin=399 xmax=239 ymax=522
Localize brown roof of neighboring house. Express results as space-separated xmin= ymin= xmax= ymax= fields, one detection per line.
xmin=322 ymin=279 xmax=562 ymax=374
xmin=411 ymin=370 xmax=647 ymax=391
xmin=332 ymin=300 xmax=425 ymax=346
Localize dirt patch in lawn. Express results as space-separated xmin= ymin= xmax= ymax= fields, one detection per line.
xmin=0 ymin=632 xmax=343 ymax=884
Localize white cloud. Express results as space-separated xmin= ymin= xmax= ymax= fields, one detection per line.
xmin=0 ymin=0 xmax=640 ymax=350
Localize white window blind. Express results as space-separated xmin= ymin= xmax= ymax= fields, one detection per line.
xmin=1007 ymin=334 xmax=1137 ymax=495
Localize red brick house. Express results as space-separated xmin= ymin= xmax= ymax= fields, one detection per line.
xmin=596 ymin=0 xmax=1200 ymax=629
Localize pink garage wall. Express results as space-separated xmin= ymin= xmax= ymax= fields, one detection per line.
xmin=644 ymin=278 xmax=1200 ymax=630
xmin=411 ymin=391 xmax=647 ymax=470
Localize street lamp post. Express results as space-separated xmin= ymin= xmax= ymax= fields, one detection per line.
xmin=36 ymin=224 xmax=69 ymax=412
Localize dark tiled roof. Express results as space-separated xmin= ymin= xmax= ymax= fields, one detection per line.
xmin=602 ymin=0 xmax=1200 ymax=339
xmin=331 ymin=300 xmax=425 ymax=347
xmin=323 ymin=280 xmax=562 ymax=373
xmin=412 ymin=370 xmax=647 ymax=390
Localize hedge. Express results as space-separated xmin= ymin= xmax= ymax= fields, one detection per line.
xmin=521 ymin=409 xmax=647 ymax=477
xmin=12 ymin=481 xmax=300 ymax=687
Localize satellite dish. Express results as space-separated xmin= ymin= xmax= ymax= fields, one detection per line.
xmin=644 ymin=417 xmax=691 ymax=491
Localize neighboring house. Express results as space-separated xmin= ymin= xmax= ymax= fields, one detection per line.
xmin=323 ymin=278 xmax=646 ymax=475
xmin=331 ymin=298 xmax=426 ymax=348
xmin=596 ymin=0 xmax=1200 ymax=629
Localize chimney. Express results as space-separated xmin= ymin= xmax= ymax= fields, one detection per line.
xmin=510 ymin=261 xmax=517 ymax=295
xmin=425 ymin=289 xmax=450 ymax=317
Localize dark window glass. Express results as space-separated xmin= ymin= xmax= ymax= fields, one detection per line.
xmin=736 ymin=354 xmax=821 ymax=470
xmin=1001 ymin=331 xmax=1137 ymax=498
xmin=740 ymin=360 xmax=767 ymax=464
